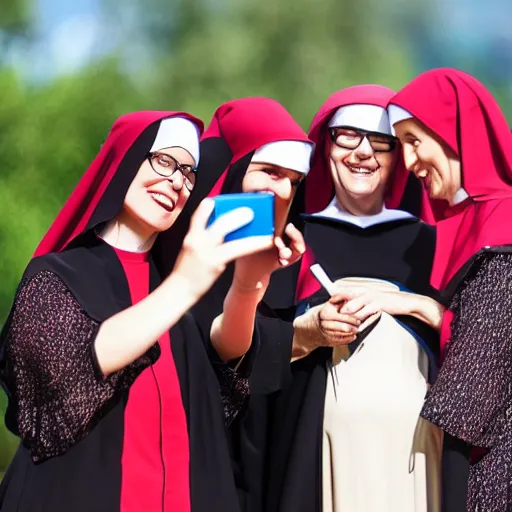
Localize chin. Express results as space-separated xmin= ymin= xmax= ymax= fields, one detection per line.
xmin=346 ymin=185 xmax=379 ymax=198
xmin=426 ymin=184 xmax=442 ymax=200
xmin=158 ymin=217 xmax=179 ymax=232
xmin=145 ymin=214 xmax=179 ymax=234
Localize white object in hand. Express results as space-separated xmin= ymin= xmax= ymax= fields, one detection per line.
xmin=310 ymin=263 xmax=338 ymax=296
xmin=309 ymin=264 xmax=383 ymax=336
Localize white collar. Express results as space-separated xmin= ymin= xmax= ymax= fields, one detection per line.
xmin=312 ymin=196 xmax=414 ymax=228
xmin=452 ymin=188 xmax=469 ymax=205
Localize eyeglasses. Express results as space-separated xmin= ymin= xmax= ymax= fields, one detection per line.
xmin=146 ymin=152 xmax=196 ymax=191
xmin=329 ymin=126 xmax=398 ymax=153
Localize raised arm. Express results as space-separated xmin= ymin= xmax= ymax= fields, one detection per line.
xmin=92 ymin=199 xmax=273 ymax=376
xmin=2 ymin=200 xmax=274 ymax=460
xmin=210 ymin=223 xmax=304 ymax=362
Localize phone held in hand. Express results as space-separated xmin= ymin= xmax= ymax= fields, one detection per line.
xmin=208 ymin=192 xmax=275 ymax=242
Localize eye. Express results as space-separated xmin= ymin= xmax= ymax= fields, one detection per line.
xmin=338 ymin=129 xmax=358 ymax=138
xmin=402 ymin=132 xmax=420 ymax=148
xmin=368 ymin=135 xmax=395 ymax=152
xmin=157 ymin=154 xmax=173 ymax=167
xmin=404 ymin=138 xmax=419 ymax=148
xmin=261 ymin=167 xmax=280 ymax=178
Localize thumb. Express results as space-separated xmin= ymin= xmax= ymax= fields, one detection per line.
xmin=189 ymin=198 xmax=215 ymax=232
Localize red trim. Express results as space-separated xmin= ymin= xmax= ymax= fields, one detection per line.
xmin=116 ymin=249 xmax=190 ymax=512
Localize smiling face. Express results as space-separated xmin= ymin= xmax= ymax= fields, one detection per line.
xmin=393 ymin=118 xmax=461 ymax=204
xmin=328 ymin=128 xmax=397 ymax=215
xmin=122 ymin=146 xmax=196 ymax=238
xmin=242 ymin=162 xmax=304 ymax=236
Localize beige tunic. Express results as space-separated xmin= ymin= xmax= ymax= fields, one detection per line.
xmin=322 ymin=310 xmax=442 ymax=512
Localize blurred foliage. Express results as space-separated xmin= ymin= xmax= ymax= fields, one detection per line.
xmin=0 ymin=0 xmax=30 ymax=37
xmin=1 ymin=0 xmax=511 ymax=474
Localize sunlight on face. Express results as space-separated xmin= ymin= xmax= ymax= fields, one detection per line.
xmin=123 ymin=147 xmax=196 ymax=238
xmin=242 ymin=162 xmax=304 ymax=236
xmin=328 ymin=133 xmax=396 ymax=214
xmin=393 ymin=118 xmax=461 ymax=204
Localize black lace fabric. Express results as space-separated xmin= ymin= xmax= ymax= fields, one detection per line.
xmin=421 ymin=252 xmax=512 ymax=511
xmin=215 ymin=362 xmax=250 ymax=427
xmin=2 ymin=270 xmax=158 ymax=462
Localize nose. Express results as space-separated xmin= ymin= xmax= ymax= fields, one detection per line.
xmin=402 ymin=145 xmax=418 ymax=172
xmin=168 ymin=170 xmax=184 ymax=191
xmin=275 ymin=177 xmax=293 ymax=200
xmin=354 ymin=136 xmax=374 ymax=159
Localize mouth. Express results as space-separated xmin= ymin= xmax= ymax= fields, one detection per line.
xmin=414 ymin=169 xmax=431 ymax=186
xmin=149 ymin=191 xmax=175 ymax=212
xmin=415 ymin=169 xmax=433 ymax=191
xmin=346 ymin=164 xmax=378 ymax=176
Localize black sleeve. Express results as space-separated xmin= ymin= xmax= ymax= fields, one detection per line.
xmin=248 ymin=308 xmax=295 ymax=394
xmin=441 ymin=433 xmax=470 ymax=512
xmin=188 ymin=304 xmax=260 ymax=427
xmin=2 ymin=270 xmax=157 ymax=461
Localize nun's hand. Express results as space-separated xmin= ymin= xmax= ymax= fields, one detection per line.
xmin=274 ymin=223 xmax=306 ymax=268
xmin=316 ymin=301 xmax=360 ymax=345
xmin=332 ymin=287 xmax=445 ymax=331
xmin=331 ymin=287 xmax=405 ymax=322
xmin=172 ymin=199 xmax=273 ymax=301
xmin=292 ymin=302 xmax=359 ymax=361
xmin=232 ymin=222 xmax=306 ymax=295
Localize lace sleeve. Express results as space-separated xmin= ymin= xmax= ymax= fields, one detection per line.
xmin=2 ymin=270 xmax=158 ymax=461
xmin=214 ymin=312 xmax=293 ymax=427
xmin=210 ymin=338 xmax=258 ymax=428
xmin=208 ymin=318 xmax=265 ymax=428
xmin=214 ymin=362 xmax=251 ymax=427
xmin=420 ymin=253 xmax=512 ymax=448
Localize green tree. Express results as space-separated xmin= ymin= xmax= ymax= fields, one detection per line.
xmin=122 ymin=0 xmax=416 ymax=125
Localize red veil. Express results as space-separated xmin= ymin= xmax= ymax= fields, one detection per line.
xmin=390 ymin=68 xmax=512 ymax=355
xmin=192 ymin=97 xmax=313 ymax=201
xmin=34 ymin=111 xmax=203 ymax=259
xmin=389 ymin=69 xmax=512 ymax=291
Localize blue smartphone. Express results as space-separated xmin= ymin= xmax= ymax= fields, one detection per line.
xmin=207 ymin=192 xmax=275 ymax=242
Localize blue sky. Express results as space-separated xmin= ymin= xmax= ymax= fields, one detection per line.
xmin=32 ymin=0 xmax=107 ymax=75
xmin=11 ymin=0 xmax=512 ymax=90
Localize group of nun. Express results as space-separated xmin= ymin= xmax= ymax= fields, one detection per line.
xmin=1 ymin=67 xmax=512 ymax=512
